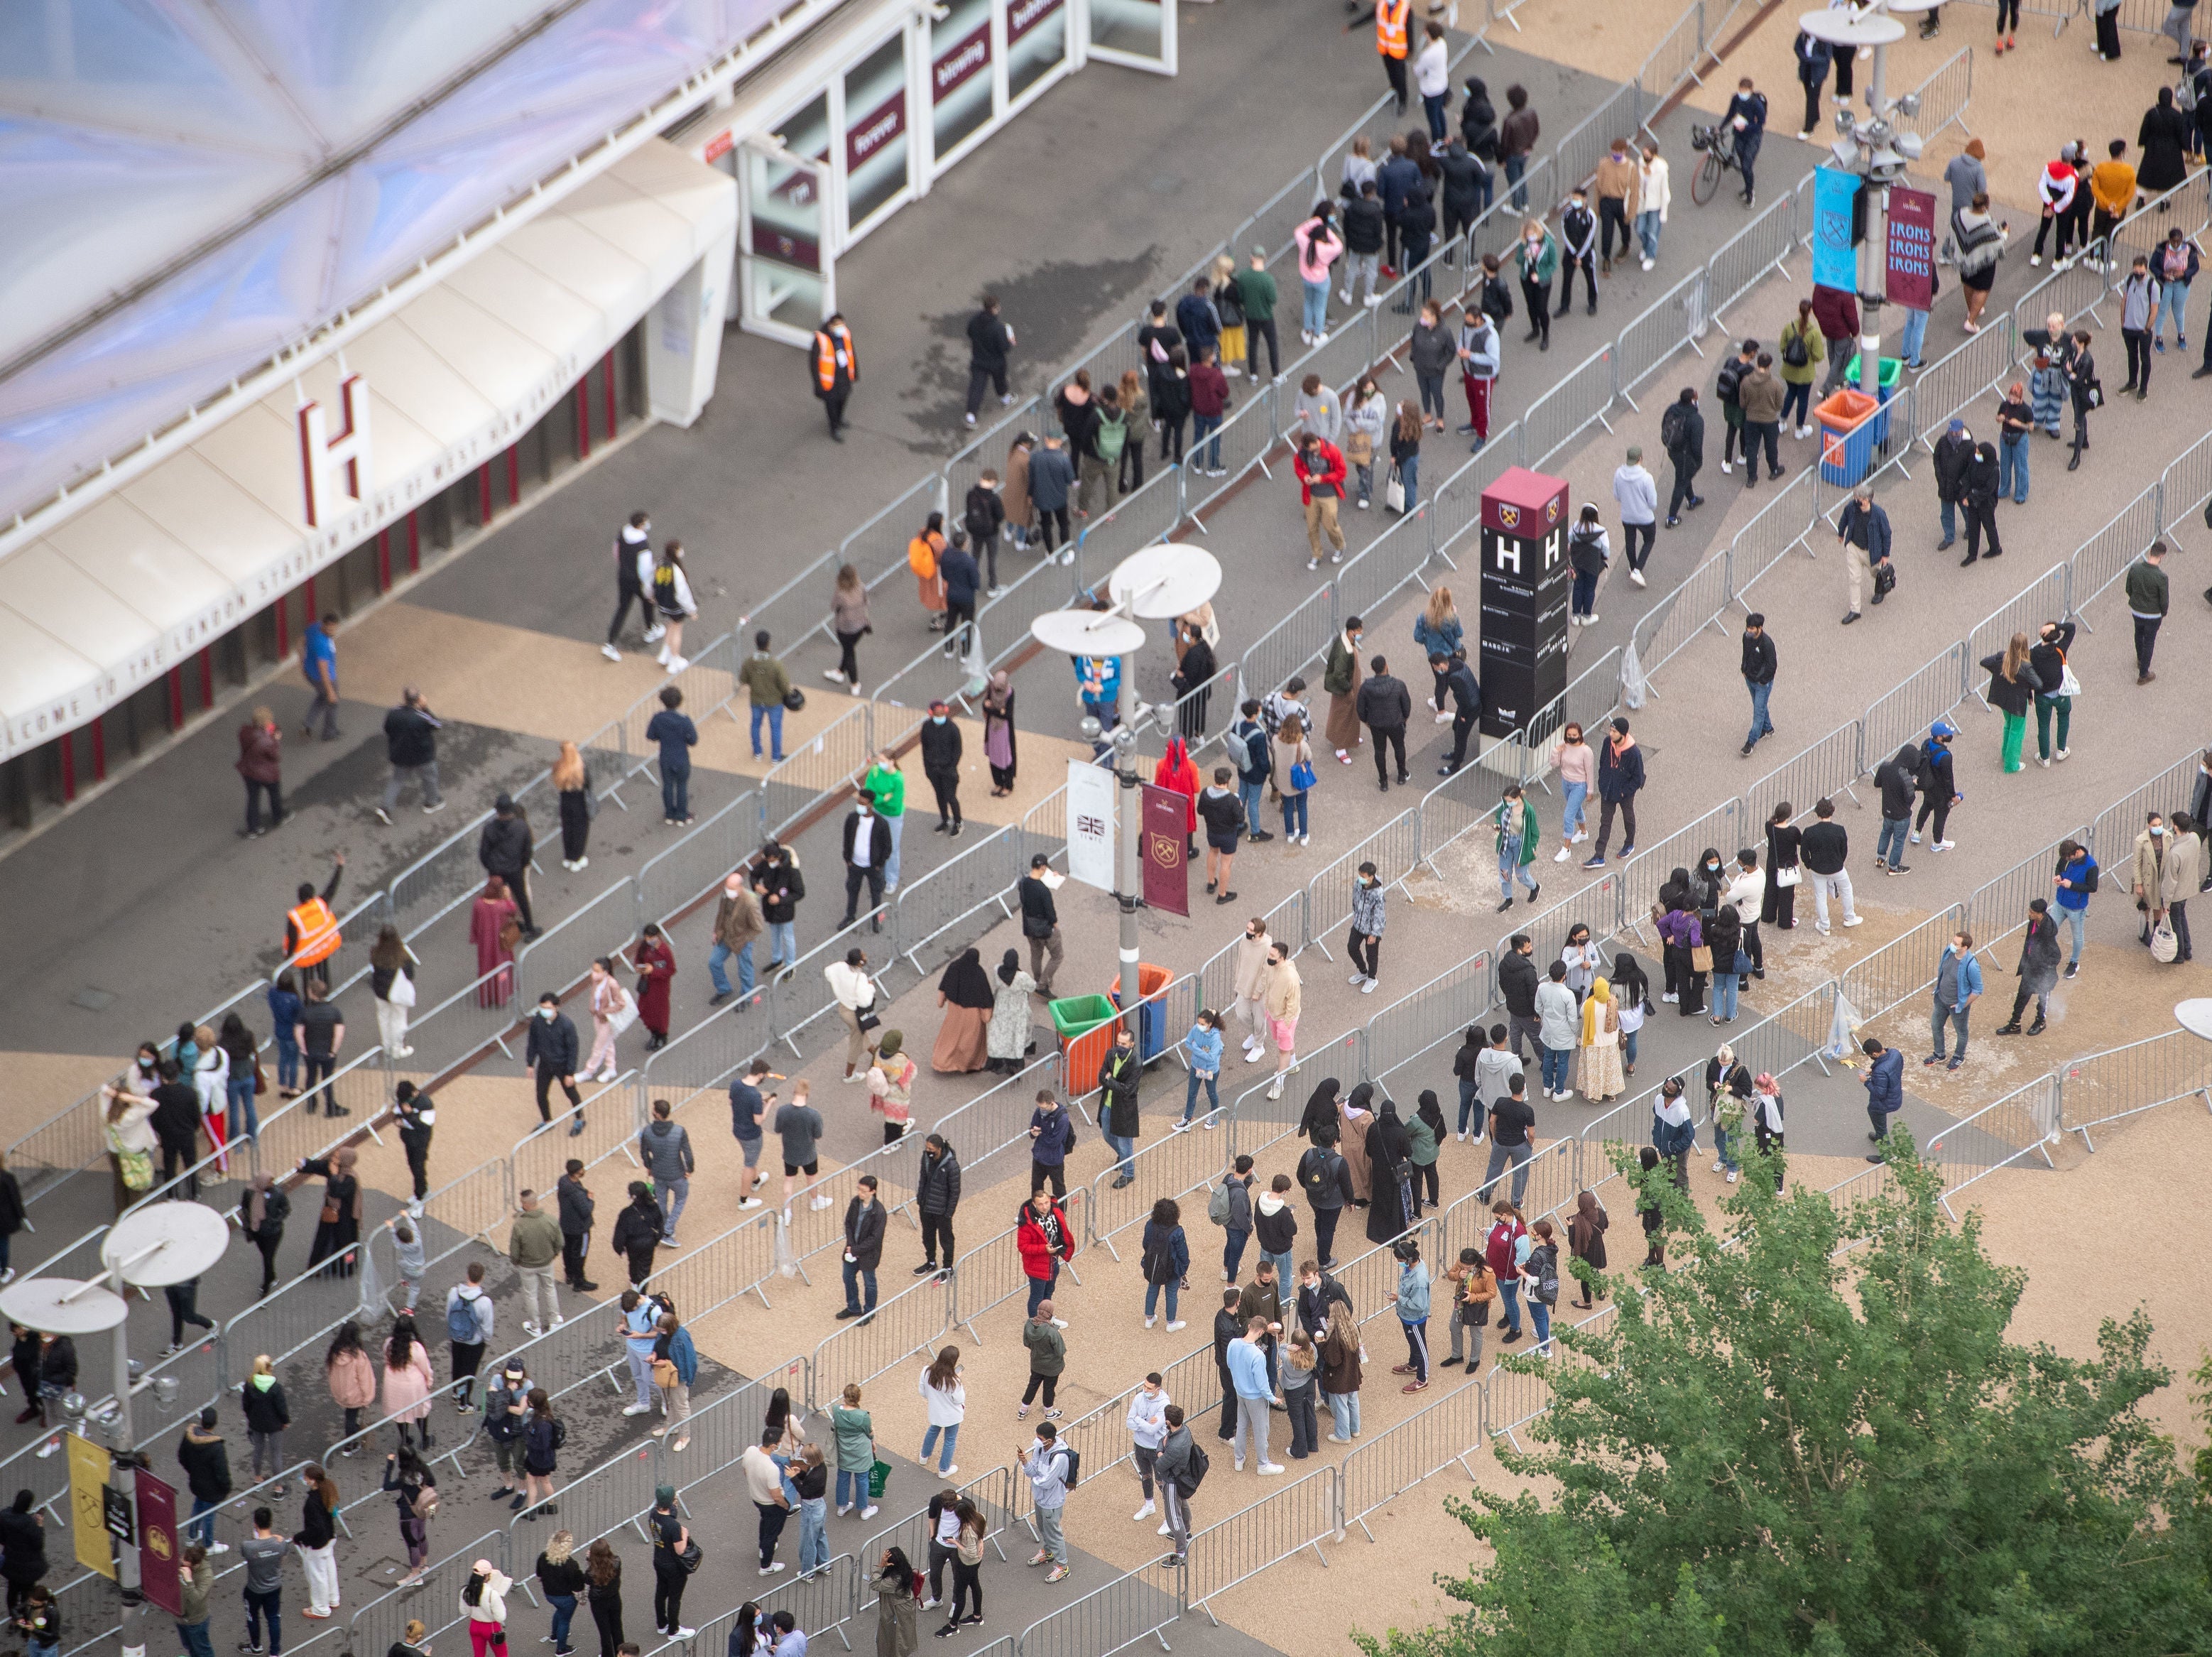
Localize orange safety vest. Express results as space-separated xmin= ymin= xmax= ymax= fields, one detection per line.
xmin=813 ymin=325 xmax=856 ymax=393
xmin=287 ymin=896 xmax=342 ymax=967
xmin=1375 ymin=0 xmax=1410 ymax=60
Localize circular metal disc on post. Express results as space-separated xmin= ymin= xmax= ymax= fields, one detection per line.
xmin=1799 ymin=9 xmax=1907 ymax=44
xmin=0 ymin=1278 xmax=128 ymax=1336
xmin=104 ymin=1202 xmax=231 ymax=1288
xmin=1030 ymin=609 xmax=1148 ymax=656
xmin=1883 ymin=0 xmax=1942 ymax=13
xmin=2176 ymin=997 xmax=2212 ymax=1041
xmin=1108 ymin=545 xmax=1223 ymax=619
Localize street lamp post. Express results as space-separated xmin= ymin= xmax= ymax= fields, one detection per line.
xmin=0 ymin=1205 xmax=230 ymax=1657
xmin=1032 ymin=544 xmax=1222 ymax=1043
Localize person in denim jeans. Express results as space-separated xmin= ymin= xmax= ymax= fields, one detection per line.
xmin=1181 ymin=1011 xmax=1224 ymax=1126
xmin=829 ymin=1385 xmax=877 ymax=1517
xmin=1228 ymin=703 xmax=1272 ymax=844
xmin=1924 ymin=930 xmax=1983 ymax=1071
xmin=2052 ymin=840 xmax=2097 ymax=976
xmin=1873 ymin=743 xmax=1920 ymax=873
xmin=1996 ymin=381 xmax=2034 ymax=504
xmin=1188 ymin=343 xmax=1228 ymax=476
xmin=792 ymin=1445 xmax=829 ymax=1574
xmin=752 ymin=842 xmax=803 ymax=973
xmin=1273 ymin=714 xmax=1313 ymax=843
xmin=1534 ymin=962 xmax=1579 ymax=1100
xmin=267 ymin=977 xmax=302 ymax=1097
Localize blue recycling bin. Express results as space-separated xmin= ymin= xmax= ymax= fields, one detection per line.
xmin=1843 ymin=352 xmax=1903 ymax=452
xmin=1110 ymin=965 xmax=1171 ymax=1063
xmin=1815 ymin=388 xmax=1883 ymax=487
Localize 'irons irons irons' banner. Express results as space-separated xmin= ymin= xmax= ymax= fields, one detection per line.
xmin=1885 ymin=185 xmax=1937 ymax=312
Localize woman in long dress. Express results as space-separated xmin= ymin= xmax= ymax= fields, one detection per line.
xmin=1336 ymin=1083 xmax=1375 ymax=1206
xmin=470 ymin=877 xmax=521 ymax=1006
xmin=1579 ymin=977 xmax=1625 ymax=1102
xmin=985 ymin=950 xmax=1035 ymax=1074
xmin=1322 ymin=628 xmax=1364 ymax=763
xmin=1298 ymin=1077 xmax=1343 ymax=1143
xmin=981 ymin=673 xmax=1018 ymax=796
xmin=931 ymin=949 xmax=995 ymax=1073
xmin=300 ymin=1146 xmax=364 ymax=1278
xmin=1363 ymin=1100 xmax=1415 ymax=1245
xmin=632 ymin=923 xmax=677 ymax=1049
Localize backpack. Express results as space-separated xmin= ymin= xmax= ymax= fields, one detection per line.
xmin=1782 ymin=325 xmax=1809 ymax=369
xmin=1176 ymin=1440 xmax=1210 ymax=1497
xmin=1659 ymin=403 xmax=1687 ymax=452
xmin=1094 ymin=411 xmax=1128 ymax=464
xmin=446 ymin=1291 xmax=481 ymax=1344
xmin=1207 ymin=1180 xmax=1235 ymax=1227
xmin=2181 ymin=70 xmax=2201 ymax=114
xmin=1527 ymin=1243 xmax=1560 ymax=1306
xmin=1716 ymin=358 xmax=1747 ymax=405
xmin=1060 ymin=1445 xmax=1082 ymax=1488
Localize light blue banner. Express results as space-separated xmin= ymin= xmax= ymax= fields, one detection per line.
xmin=1812 ymin=165 xmax=1863 ymax=291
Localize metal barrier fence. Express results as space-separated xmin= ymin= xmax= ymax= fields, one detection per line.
xmin=859 ymin=1464 xmax=1025 ymax=1575
xmin=1615 ymin=269 xmax=1707 ymax=406
xmin=1520 ymin=343 xmax=1618 ymax=469
xmin=344 ymin=1529 xmax=507 ymax=1657
xmin=1182 ymin=1462 xmax=1341 ymax=1614
xmin=1302 ymin=808 xmax=1424 ymax=953
xmin=1838 ymin=903 xmax=1967 ymax=1026
xmin=1861 ymin=642 xmax=1966 ymax=767
xmin=1181 ymin=383 xmax=1282 ymax=525
xmin=807 ymin=1269 xmax=957 ymax=1410
xmin=2058 ymin=1028 xmax=2212 ymax=1149
xmin=2090 ymin=744 xmax=2201 ymax=864
xmin=1704 ymin=180 xmax=1809 ymax=330
xmin=1085 ymin=1112 xmax=1231 ymax=1259
xmin=1964 ymin=826 xmax=2086 ymax=965
xmin=1338 ymin=1368 xmax=1485 ymax=1539
xmin=2068 ymin=480 xmax=2161 ymax=616
xmin=1929 ymin=1074 xmax=2059 ymax=1219
xmin=1616 ymin=798 xmax=1741 ymax=938
xmin=1358 ymin=952 xmax=1495 ymax=1095
xmin=1236 ymin=582 xmax=1337 ymax=709
xmin=1018 ymin=1560 xmax=1184 ymax=1657
xmin=1743 ymin=719 xmax=1863 ymax=832
xmin=1723 ymin=464 xmax=1818 ymax=601
xmin=1630 ymin=545 xmax=1733 ymax=680
xmin=1963 ymin=564 xmax=2072 ymax=712
xmin=650 ymin=1553 xmax=863 ymax=1657
xmin=1895 ymin=45 xmax=1973 ymax=143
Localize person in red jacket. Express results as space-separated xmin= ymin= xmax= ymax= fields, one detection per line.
xmin=1812 ymin=283 xmax=1861 ymax=396
xmin=1017 ymin=1189 xmax=1075 ymax=1316
xmin=1188 ymin=344 xmax=1231 ymax=477
xmin=235 ymin=706 xmax=284 ymax=837
xmin=1295 ymin=433 xmax=1349 ymax=570
xmin=1153 ymin=737 xmax=1202 ymax=858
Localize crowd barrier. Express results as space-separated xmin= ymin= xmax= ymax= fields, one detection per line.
xmin=2058 ymin=1028 xmax=2212 ymax=1151
xmin=1929 ymin=1074 xmax=2059 ymax=1219
xmin=1836 ymin=903 xmax=1967 ymax=1026
xmin=1018 ymin=1563 xmax=1184 ymax=1657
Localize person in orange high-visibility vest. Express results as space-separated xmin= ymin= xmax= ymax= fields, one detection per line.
xmin=812 ymin=313 xmax=859 ymax=442
xmin=1363 ymin=0 xmax=1412 ymax=116
xmin=285 ymin=850 xmax=347 ymax=990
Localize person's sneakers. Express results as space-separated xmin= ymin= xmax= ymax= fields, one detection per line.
xmin=1843 ymin=916 xmax=1863 ymax=927
xmin=622 ymin=1403 xmax=650 ymax=1416
xmin=1045 ymin=1564 xmax=1070 ymax=1582
xmin=1581 ymin=856 xmax=1606 ymax=870
xmin=1401 ymin=1379 xmax=1429 ymax=1393
xmin=1134 ymin=1499 xmax=1156 ymax=1521
xmin=2064 ymin=961 xmax=2079 ymax=979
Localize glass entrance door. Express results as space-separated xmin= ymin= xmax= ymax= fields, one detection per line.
xmin=1085 ymin=0 xmax=1175 ymax=75
xmin=739 ymin=113 xmax=834 ymax=344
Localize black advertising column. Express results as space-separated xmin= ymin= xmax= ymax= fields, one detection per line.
xmin=1476 ymin=465 xmax=1571 ymax=739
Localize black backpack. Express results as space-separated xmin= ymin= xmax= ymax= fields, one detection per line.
xmin=1527 ymin=1243 xmax=1560 ymax=1306
xmin=1659 ymin=403 xmax=1687 ymax=452
xmin=1059 ymin=1445 xmax=1081 ymax=1488
xmin=1782 ymin=325 xmax=1809 ymax=370
xmin=1716 ymin=359 xmax=1747 ymax=405
xmin=1177 ymin=1440 xmax=1210 ymax=1496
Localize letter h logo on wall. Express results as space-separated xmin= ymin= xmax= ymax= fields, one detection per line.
xmin=298 ymin=374 xmax=374 ymax=528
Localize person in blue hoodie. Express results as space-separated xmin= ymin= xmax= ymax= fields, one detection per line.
xmin=1923 ymin=930 xmax=1984 ymax=1073
xmin=1914 ymin=719 xmax=1960 ymax=851
xmin=1861 ymin=1037 xmax=1904 ymax=1161
xmin=1181 ymin=1010 xmax=1226 ymax=1126
xmin=2052 ymin=838 xmax=2098 ymax=978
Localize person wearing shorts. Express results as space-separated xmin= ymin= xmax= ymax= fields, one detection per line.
xmin=773 ymin=1085 xmax=830 ymax=1211
xmin=1263 ymin=941 xmax=1301 ymax=1102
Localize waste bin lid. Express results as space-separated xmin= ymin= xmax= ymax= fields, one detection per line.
xmin=1049 ymin=994 xmax=1119 ymax=1037
xmin=1814 ymin=388 xmax=1880 ymax=428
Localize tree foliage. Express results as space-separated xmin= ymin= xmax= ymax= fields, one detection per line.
xmin=1355 ymin=1136 xmax=2212 ymax=1656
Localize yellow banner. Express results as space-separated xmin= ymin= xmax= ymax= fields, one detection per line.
xmin=67 ymin=1432 xmax=115 ymax=1581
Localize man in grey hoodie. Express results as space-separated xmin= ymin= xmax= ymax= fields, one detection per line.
xmin=638 ymin=1099 xmax=696 ymax=1246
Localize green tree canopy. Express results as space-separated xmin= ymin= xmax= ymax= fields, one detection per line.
xmin=1358 ymin=1139 xmax=2212 ymax=1656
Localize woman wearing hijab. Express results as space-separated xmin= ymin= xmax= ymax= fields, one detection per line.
xmin=981 ymin=673 xmax=1018 ymax=795
xmin=868 ymin=1033 xmax=917 ymax=1143
xmin=1363 ymin=1101 xmax=1415 ymax=1244
xmin=986 ymin=950 xmax=1036 ymax=1074
xmin=1410 ymin=1092 xmax=1446 ymax=1213
xmin=1750 ymin=1072 xmax=1785 ymax=1192
xmin=299 ymin=1146 xmax=363 ymax=1277
xmin=1336 ymin=1085 xmax=1375 ymax=1207
xmin=469 ymin=876 xmax=521 ymax=1006
xmin=1650 ymin=1079 xmax=1696 ymax=1194
xmin=1298 ymin=1077 xmax=1343 ymax=1143
xmin=1704 ymin=1043 xmax=1753 ymax=1185
xmin=1566 ymin=1191 xmax=1608 ymax=1308
xmin=1578 ymin=977 xmax=1624 ymax=1101
xmin=1153 ymin=737 xmax=1202 ymax=857
xmin=931 ymin=950 xmax=996 ymax=1073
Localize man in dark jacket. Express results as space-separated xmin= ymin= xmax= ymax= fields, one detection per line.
xmin=479 ymin=793 xmax=538 ymax=935
xmin=752 ymin=840 xmax=805 ymax=971
xmin=1997 ymin=900 xmax=2064 ymax=1036
xmin=841 ymin=795 xmax=895 ymax=931
xmin=1583 ymin=718 xmax=1646 ymax=866
xmin=1932 ymin=418 xmax=1974 ymax=550
xmin=1175 ymin=277 xmax=1221 ymax=368
xmin=919 ymin=701 xmax=964 ymax=835
xmin=915 ymin=1134 xmax=961 ymax=1278
xmin=525 ymin=993 xmax=582 ymax=1126
xmin=1376 ymin=138 xmax=1424 ymax=270
xmin=1739 ymin=614 xmax=1777 ymax=757
xmin=392 ymin=1081 xmax=435 ymax=1206
xmin=1295 ymin=1131 xmax=1355 ymax=1269
xmin=1437 ymin=139 xmax=1489 ymax=248
xmin=1660 ymin=387 xmax=1706 ymax=526
xmin=1860 ymin=1037 xmax=1904 ymax=1161
xmin=1433 ymin=653 xmax=1482 ymax=776
xmin=1097 ymin=1025 xmax=1143 ymax=1190
xmin=1836 ymin=484 xmax=1893 ymax=624
xmin=939 ymin=538 xmax=981 ymax=658
xmin=610 ymin=1182 xmax=665 ymax=1289
xmin=1342 ymin=181 xmax=1388 ymax=305
xmin=1137 ymin=301 xmax=1182 ymax=412
xmin=1497 ymin=933 xmax=1542 ymax=1059
xmin=556 ymin=1159 xmax=597 ymax=1291
xmin=1356 ymin=654 xmax=1412 ymax=791
xmin=1873 ymin=744 xmax=1920 ymax=873
xmin=377 ymin=688 xmax=445 ymax=825
xmin=1029 ymin=1090 xmax=1075 ymax=1197
xmin=1800 ymin=798 xmax=1858 ymax=933
xmin=177 ymin=1408 xmax=232 ymax=1550
xmin=838 ymin=1175 xmax=887 ymax=1320
xmin=964 ymin=295 xmax=1015 ymax=425
xmin=1210 ymin=1287 xmax=1246 ymax=1442
xmin=964 ymin=474 xmax=1006 ymax=592
xmin=1017 ymin=853 xmax=1062 ymax=996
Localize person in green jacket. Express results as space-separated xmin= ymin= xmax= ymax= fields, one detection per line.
xmin=1233 ymin=246 xmax=1281 ymax=385
xmin=1777 ymin=298 xmax=1824 ymax=439
xmin=738 ymin=629 xmax=794 ymax=762
xmin=862 ymin=749 xmax=908 ymax=889
xmin=1495 ymin=783 xmax=1541 ymax=913
xmin=1019 ymin=1303 xmax=1067 ymax=1420
xmin=829 ymin=1382 xmax=878 ymax=1517
xmin=1512 ymin=219 xmax=1560 ymax=353
xmin=175 ymin=1543 xmax=213 ymax=1657
xmin=1408 ymin=1090 xmax=1445 ymax=1214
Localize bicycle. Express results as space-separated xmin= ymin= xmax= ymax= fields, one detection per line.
xmin=1688 ymin=124 xmax=1740 ymax=207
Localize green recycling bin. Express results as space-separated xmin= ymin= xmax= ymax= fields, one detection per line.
xmin=1050 ymin=994 xmax=1119 ymax=1095
xmin=1843 ymin=352 xmax=1903 ymax=451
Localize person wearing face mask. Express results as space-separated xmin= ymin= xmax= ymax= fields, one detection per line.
xmin=709 ymin=872 xmax=764 ymax=1007
xmin=1556 ymin=188 xmax=1598 ymax=317
xmin=1322 ymin=619 xmax=1366 ymax=764
xmin=1513 ymin=218 xmax=1559 ymax=352
xmin=2132 ymin=813 xmax=2175 ymax=954
xmin=525 ymin=994 xmax=582 ymax=1129
xmin=918 ymin=702 xmax=964 ymax=837
xmin=841 ymin=793 xmax=894 ymax=933
xmin=1995 ymin=900 xmax=2062 ymax=1036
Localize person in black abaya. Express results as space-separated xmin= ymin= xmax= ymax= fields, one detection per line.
xmin=1364 ymin=1099 xmax=1415 ymax=1246
xmin=1297 ymin=1077 xmax=1343 ymax=1143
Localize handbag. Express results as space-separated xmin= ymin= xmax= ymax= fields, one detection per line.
xmin=1689 ymin=944 xmax=1714 ymax=973
xmin=1290 ymin=758 xmax=1318 ymax=792
xmin=679 ymin=1539 xmax=704 ymax=1575
xmin=2152 ymin=917 xmax=2180 ymax=962
xmin=390 ymin=969 xmax=416 ymax=1009
xmin=119 ymin=1149 xmax=155 ymax=1192
xmin=2058 ymin=659 xmax=2082 ymax=697
xmin=607 ymin=992 xmax=638 ymax=1038
xmin=869 ymin=1458 xmax=893 ymax=1499
xmin=650 ymin=1356 xmax=680 ymax=1388
xmin=783 ymin=685 xmax=807 ymax=713
xmin=1774 ymin=866 xmax=1802 ymax=888
xmin=1385 ymin=467 xmax=1407 ymax=513
xmin=320 ymin=1199 xmax=342 ymax=1224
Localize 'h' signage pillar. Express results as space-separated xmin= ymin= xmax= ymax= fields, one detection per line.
xmin=1476 ymin=465 xmax=1571 ymax=739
